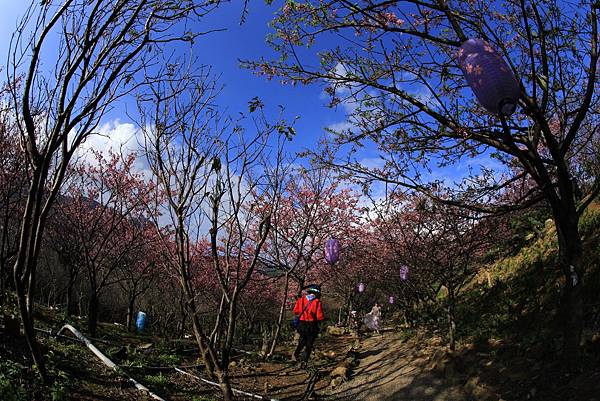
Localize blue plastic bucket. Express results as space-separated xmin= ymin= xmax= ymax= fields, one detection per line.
xmin=136 ymin=311 xmax=147 ymax=332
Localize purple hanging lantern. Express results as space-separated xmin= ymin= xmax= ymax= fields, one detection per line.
xmin=388 ymin=296 xmax=395 ymax=304
xmin=400 ymin=265 xmax=409 ymax=282
xmin=457 ymin=38 xmax=521 ymax=116
xmin=324 ymin=238 xmax=340 ymax=265
xmin=357 ymin=282 xmax=365 ymax=293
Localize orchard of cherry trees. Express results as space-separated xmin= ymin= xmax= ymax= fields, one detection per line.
xmin=1 ymin=1 xmax=599 ymax=401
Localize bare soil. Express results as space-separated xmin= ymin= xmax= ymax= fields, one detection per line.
xmin=323 ymin=331 xmax=467 ymax=401
xmin=3 ymin=318 xmax=600 ymax=401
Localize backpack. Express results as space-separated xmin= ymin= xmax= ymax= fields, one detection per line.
xmin=290 ymin=298 xmax=314 ymax=330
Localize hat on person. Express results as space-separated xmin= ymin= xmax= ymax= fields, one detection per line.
xmin=305 ymin=284 xmax=321 ymax=294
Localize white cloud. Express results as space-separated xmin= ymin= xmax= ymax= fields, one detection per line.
xmin=326 ymin=62 xmax=361 ymax=114
xmin=76 ymin=119 xmax=151 ymax=177
xmin=326 ymin=120 xmax=355 ymax=133
xmin=82 ymin=119 xmax=140 ymax=156
xmin=452 ymin=154 xmax=507 ymax=182
xmin=331 ymin=62 xmax=350 ymax=81
xmin=358 ymin=157 xmax=385 ymax=170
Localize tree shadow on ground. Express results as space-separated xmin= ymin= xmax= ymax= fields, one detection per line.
xmin=323 ymin=332 xmax=469 ymax=401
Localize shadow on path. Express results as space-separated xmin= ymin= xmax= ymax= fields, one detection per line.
xmin=323 ymin=332 xmax=467 ymax=401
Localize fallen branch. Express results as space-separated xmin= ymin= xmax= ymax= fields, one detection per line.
xmin=57 ymin=324 xmax=166 ymax=401
xmin=233 ymin=347 xmax=256 ymax=355
xmin=174 ymin=367 xmax=280 ymax=401
xmin=300 ymin=371 xmax=320 ymax=401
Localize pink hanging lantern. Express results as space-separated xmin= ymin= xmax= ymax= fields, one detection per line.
xmin=357 ymin=282 xmax=365 ymax=293
xmin=400 ymin=266 xmax=409 ymax=281
xmin=388 ymin=296 xmax=395 ymax=304
xmin=457 ymin=38 xmax=520 ymax=116
xmin=324 ymin=238 xmax=340 ymax=265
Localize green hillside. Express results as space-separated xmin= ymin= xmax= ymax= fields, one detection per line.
xmin=460 ymin=203 xmax=600 ymax=343
xmin=440 ymin=203 xmax=600 ymax=400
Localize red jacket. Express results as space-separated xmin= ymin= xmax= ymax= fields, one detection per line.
xmin=293 ymin=296 xmax=324 ymax=322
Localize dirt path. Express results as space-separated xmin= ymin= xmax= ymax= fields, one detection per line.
xmin=323 ymin=331 xmax=468 ymax=401
xmin=227 ymin=334 xmax=358 ymax=400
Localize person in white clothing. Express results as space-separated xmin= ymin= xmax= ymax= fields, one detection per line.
xmin=364 ymin=302 xmax=382 ymax=334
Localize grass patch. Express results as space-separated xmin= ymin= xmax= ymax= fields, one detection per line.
xmin=143 ymin=373 xmax=169 ymax=387
xmin=156 ymin=353 xmax=180 ymax=365
xmin=454 ymin=203 xmax=600 ymax=347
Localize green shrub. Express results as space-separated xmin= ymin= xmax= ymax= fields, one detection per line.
xmin=0 ymin=360 xmax=27 ymax=401
xmin=50 ymin=381 xmax=67 ymax=401
xmin=157 ymin=353 xmax=180 ymax=365
xmin=144 ymin=373 xmax=168 ymax=387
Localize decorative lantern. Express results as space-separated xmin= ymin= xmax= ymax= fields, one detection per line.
xmin=324 ymin=238 xmax=340 ymax=265
xmin=400 ymin=266 xmax=409 ymax=282
xmin=457 ymin=38 xmax=520 ymax=116
xmin=388 ymin=296 xmax=395 ymax=304
xmin=357 ymin=282 xmax=365 ymax=293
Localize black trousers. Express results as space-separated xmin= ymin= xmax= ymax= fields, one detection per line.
xmin=294 ymin=321 xmax=319 ymax=362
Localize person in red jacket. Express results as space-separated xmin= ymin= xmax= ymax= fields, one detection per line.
xmin=292 ymin=284 xmax=325 ymax=366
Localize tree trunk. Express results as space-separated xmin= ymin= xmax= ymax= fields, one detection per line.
xmin=210 ymin=293 xmax=227 ymax=347
xmin=183 ymin=282 xmax=233 ymax=399
xmin=178 ymin=290 xmax=187 ymax=339
xmin=0 ymin=262 xmax=5 ymax=308
xmin=267 ymin=272 xmax=290 ymax=357
xmin=218 ymin=293 xmax=239 ymax=401
xmin=78 ymin=291 xmax=84 ymax=316
xmin=221 ymin=294 xmax=237 ymax=368
xmin=88 ymin=292 xmax=99 ymax=337
xmin=346 ymin=299 xmax=353 ymax=326
xmin=261 ymin=323 xmax=271 ymax=357
xmin=126 ymin=293 xmax=136 ymax=332
xmin=446 ymin=287 xmax=456 ymax=351
xmin=555 ymin=211 xmax=584 ymax=370
xmin=218 ymin=372 xmax=235 ymax=401
xmin=0 ymin=204 xmax=11 ymax=309
xmin=11 ymin=161 xmax=51 ymax=382
xmin=15 ymin=280 xmax=47 ymax=380
xmin=26 ymin=264 xmax=36 ymax=316
xmin=65 ymin=278 xmax=76 ymax=317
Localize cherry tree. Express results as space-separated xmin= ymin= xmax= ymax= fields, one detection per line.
xmin=47 ymin=210 xmax=84 ymax=317
xmin=54 ymin=151 xmax=155 ymax=336
xmin=138 ymin=61 xmax=288 ymax=400
xmin=325 ymin=220 xmax=385 ymax=323
xmin=138 ymin=63 xmax=229 ymax=395
xmin=373 ymin=193 xmax=496 ymax=349
xmin=260 ymin=167 xmax=335 ymax=356
xmin=0 ymin=84 xmax=26 ymax=308
xmin=249 ymin=0 xmax=600 ymax=367
xmin=7 ymin=0 xmax=225 ymax=378
xmin=260 ymin=167 xmax=365 ymax=355
xmin=116 ymin=225 xmax=162 ymax=332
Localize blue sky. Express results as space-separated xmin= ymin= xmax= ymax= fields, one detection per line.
xmin=192 ymin=1 xmax=347 ymax=152
xmin=0 ymin=1 xmax=358 ymax=161
xmin=0 ymin=1 xmax=500 ymax=197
